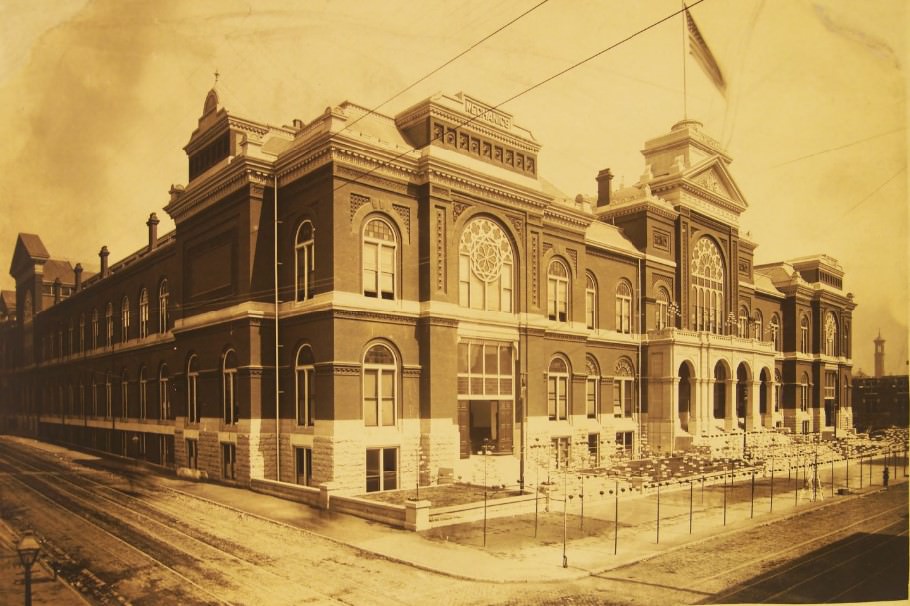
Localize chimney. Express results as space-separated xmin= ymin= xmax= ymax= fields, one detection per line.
xmin=74 ymin=263 xmax=83 ymax=291
xmin=53 ymin=278 xmax=61 ymax=304
xmin=147 ymin=213 xmax=160 ymax=251
xmin=99 ymin=246 xmax=109 ymax=278
xmin=596 ymin=168 xmax=614 ymax=207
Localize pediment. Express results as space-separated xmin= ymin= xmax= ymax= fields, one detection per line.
xmin=683 ymin=157 xmax=748 ymax=212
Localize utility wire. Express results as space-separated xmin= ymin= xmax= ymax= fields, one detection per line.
xmin=337 ymin=0 xmax=553 ymax=137
xmin=331 ymin=0 xmax=709 ymax=194
xmin=769 ymin=127 xmax=907 ymax=169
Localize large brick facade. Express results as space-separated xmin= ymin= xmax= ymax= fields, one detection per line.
xmin=0 ymin=90 xmax=856 ymax=496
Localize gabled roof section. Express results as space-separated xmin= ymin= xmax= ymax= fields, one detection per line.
xmin=680 ymin=155 xmax=748 ymax=212
xmin=9 ymin=233 xmax=50 ymax=277
xmin=43 ymin=259 xmax=75 ymax=285
xmin=0 ymin=290 xmax=16 ymax=313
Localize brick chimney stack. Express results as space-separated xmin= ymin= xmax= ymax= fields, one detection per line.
xmin=74 ymin=263 xmax=83 ymax=291
xmin=147 ymin=213 xmax=160 ymax=251
xmin=596 ymin=168 xmax=614 ymax=207
xmin=53 ymin=278 xmax=61 ymax=304
xmin=99 ymin=246 xmax=109 ymax=278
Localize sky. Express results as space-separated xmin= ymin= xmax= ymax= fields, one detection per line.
xmin=0 ymin=0 xmax=905 ymax=374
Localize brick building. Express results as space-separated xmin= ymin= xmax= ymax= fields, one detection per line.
xmin=0 ymin=89 xmax=857 ymax=495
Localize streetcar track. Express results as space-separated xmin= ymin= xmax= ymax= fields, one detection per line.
xmin=0 ymin=440 xmax=393 ymax=606
xmin=0 ymin=463 xmax=234 ymax=606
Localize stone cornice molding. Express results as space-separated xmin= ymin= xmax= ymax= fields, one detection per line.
xmin=165 ymin=159 xmax=274 ymax=223
xmin=422 ymin=165 xmax=550 ymax=214
xmin=596 ymin=198 xmax=678 ymax=222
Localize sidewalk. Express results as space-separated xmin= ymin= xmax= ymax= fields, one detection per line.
xmin=0 ymin=519 xmax=87 ymax=606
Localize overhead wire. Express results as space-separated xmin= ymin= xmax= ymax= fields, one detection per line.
xmin=331 ymin=0 xmax=709 ymax=195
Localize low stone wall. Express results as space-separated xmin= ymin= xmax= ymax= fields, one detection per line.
xmin=250 ymin=478 xmax=320 ymax=508
xmin=330 ymin=494 xmax=407 ymax=528
xmin=429 ymin=493 xmax=536 ymax=528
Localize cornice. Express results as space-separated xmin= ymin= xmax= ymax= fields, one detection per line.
xmin=411 ymin=104 xmax=540 ymax=153
xmin=422 ymin=165 xmax=550 ymax=214
xmin=166 ymin=159 xmax=275 ymax=223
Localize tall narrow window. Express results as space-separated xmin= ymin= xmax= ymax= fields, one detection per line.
xmin=690 ymin=237 xmax=725 ymax=334
xmin=363 ymin=344 xmax=396 ymax=426
xmin=800 ymin=372 xmax=809 ymax=411
xmin=362 ymin=218 xmax=396 ymax=300
xmin=91 ymin=380 xmax=98 ymax=417
xmin=187 ymin=355 xmax=199 ymax=424
xmin=773 ymin=369 xmax=782 ymax=412
xmin=295 ymin=220 xmax=315 ymax=301
xmin=186 ymin=439 xmax=198 ymax=470
xmin=613 ymin=358 xmax=635 ymax=418
xmin=295 ymin=447 xmax=313 ymax=486
xmin=655 ymin=287 xmax=670 ymax=330
xmin=159 ymin=279 xmax=169 ymax=333
xmin=79 ymin=313 xmax=85 ymax=352
xmin=138 ymin=288 xmax=149 ymax=338
xmin=585 ymin=273 xmax=597 ymax=329
xmin=824 ymin=312 xmax=837 ymax=357
xmin=67 ymin=321 xmax=73 ymax=356
xmin=737 ymin=305 xmax=749 ymax=338
xmin=585 ymin=356 xmax=600 ymax=419
xmin=222 ymin=350 xmax=238 ymax=425
xmin=120 ymin=369 xmax=129 ymax=420
xmin=92 ymin=309 xmax=99 ymax=349
xmin=615 ymin=280 xmax=632 ymax=333
xmin=458 ymin=217 xmax=514 ymax=312
xmin=105 ymin=302 xmax=113 ymax=347
xmin=752 ymin=310 xmax=763 ymax=340
xmin=547 ymin=357 xmax=569 ymax=420
xmin=296 ymin=346 xmax=315 ymax=426
xmin=800 ymin=315 xmax=809 ymax=353
xmin=770 ymin=314 xmax=781 ymax=351
xmin=121 ymin=296 xmax=130 ymax=342
xmin=547 ymin=260 xmax=569 ymax=322
xmin=105 ymin=372 xmax=112 ymax=419
xmin=159 ymin=363 xmax=170 ymax=420
xmin=221 ymin=443 xmax=236 ymax=480
xmin=138 ymin=367 xmax=147 ymax=419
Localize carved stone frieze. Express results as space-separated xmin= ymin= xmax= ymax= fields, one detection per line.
xmin=452 ymin=202 xmax=470 ymax=221
xmin=392 ymin=204 xmax=411 ymax=235
xmin=350 ymin=193 xmax=370 ymax=221
xmin=435 ymin=207 xmax=446 ymax=292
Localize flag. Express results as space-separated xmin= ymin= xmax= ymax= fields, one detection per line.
xmin=685 ymin=6 xmax=726 ymax=95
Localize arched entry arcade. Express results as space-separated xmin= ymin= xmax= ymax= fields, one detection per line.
xmin=678 ymin=361 xmax=695 ymax=432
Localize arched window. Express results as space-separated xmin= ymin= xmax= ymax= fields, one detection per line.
xmin=91 ymin=309 xmax=99 ymax=349
xmin=186 ymin=355 xmax=199 ymax=424
xmin=585 ymin=273 xmax=597 ymax=329
xmin=800 ymin=314 xmax=809 ymax=353
xmin=79 ymin=313 xmax=85 ymax=352
xmin=296 ymin=345 xmax=315 ymax=426
xmin=691 ymin=237 xmax=725 ymax=334
xmin=655 ymin=286 xmax=671 ymax=330
xmin=67 ymin=320 xmax=73 ymax=356
xmin=363 ymin=344 xmax=396 ymax=426
xmin=547 ymin=357 xmax=569 ymax=420
xmin=159 ymin=363 xmax=170 ymax=420
xmin=585 ymin=356 xmax=600 ymax=419
xmin=737 ymin=305 xmax=749 ymax=338
xmin=547 ymin=259 xmax=569 ymax=322
xmin=138 ymin=366 xmax=147 ymax=419
xmin=120 ymin=369 xmax=129 ymax=420
xmin=613 ymin=358 xmax=635 ymax=418
xmin=458 ymin=217 xmax=514 ymax=312
xmin=615 ymin=280 xmax=633 ymax=334
xmin=222 ymin=350 xmax=238 ymax=425
xmin=121 ymin=295 xmax=130 ymax=342
xmin=295 ymin=220 xmax=315 ymax=302
xmin=824 ymin=312 xmax=837 ymax=357
xmin=770 ymin=314 xmax=781 ymax=351
xmin=713 ymin=363 xmax=727 ymax=419
xmin=843 ymin=320 xmax=850 ymax=358
xmin=91 ymin=378 xmax=98 ymax=417
xmin=752 ymin=310 xmax=763 ymax=340
xmin=158 ymin=279 xmax=169 ymax=333
xmin=800 ymin=372 xmax=809 ymax=411
xmin=138 ymin=288 xmax=149 ymax=339
xmin=362 ymin=217 xmax=396 ymax=300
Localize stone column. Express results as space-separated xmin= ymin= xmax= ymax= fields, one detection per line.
xmin=724 ymin=377 xmax=735 ymax=432
xmin=747 ymin=379 xmax=760 ymax=431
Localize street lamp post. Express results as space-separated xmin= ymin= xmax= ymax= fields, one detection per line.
xmin=482 ymin=438 xmax=493 ymax=548
xmin=17 ymin=531 xmax=41 ymax=606
xmin=533 ymin=438 xmax=541 ymax=538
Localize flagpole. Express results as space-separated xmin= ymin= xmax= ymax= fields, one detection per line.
xmin=682 ymin=1 xmax=688 ymax=120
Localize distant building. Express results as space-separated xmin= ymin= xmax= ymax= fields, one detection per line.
xmin=874 ymin=332 xmax=885 ymax=378
xmin=853 ymin=335 xmax=909 ymax=430
xmin=0 ymin=89 xmax=857 ymax=495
